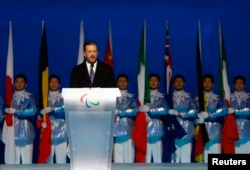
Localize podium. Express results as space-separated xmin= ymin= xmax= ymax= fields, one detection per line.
xmin=62 ymin=88 xmax=120 ymax=170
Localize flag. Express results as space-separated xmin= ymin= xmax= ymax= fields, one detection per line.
xmin=218 ymin=21 xmax=239 ymax=153
xmin=165 ymin=20 xmax=173 ymax=109
xmin=165 ymin=20 xmax=173 ymax=96
xmin=37 ymin=22 xmax=51 ymax=163
xmin=194 ymin=20 xmax=209 ymax=163
xmin=221 ymin=114 xmax=239 ymax=153
xmin=104 ymin=20 xmax=113 ymax=69
xmin=132 ymin=21 xmax=149 ymax=163
xmin=77 ymin=20 xmax=84 ymax=65
xmin=137 ymin=21 xmax=150 ymax=106
xmin=2 ymin=21 xmax=16 ymax=164
xmin=218 ymin=21 xmax=230 ymax=107
xmin=196 ymin=20 xmax=205 ymax=113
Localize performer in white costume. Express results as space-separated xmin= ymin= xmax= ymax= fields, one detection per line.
xmin=169 ymin=75 xmax=197 ymax=163
xmin=140 ymin=73 xmax=169 ymax=163
xmin=4 ymin=73 xmax=37 ymax=164
xmin=197 ymin=74 xmax=227 ymax=163
xmin=113 ymin=74 xmax=138 ymax=163
xmin=229 ymin=75 xmax=250 ymax=154
xmin=38 ymin=75 xmax=67 ymax=163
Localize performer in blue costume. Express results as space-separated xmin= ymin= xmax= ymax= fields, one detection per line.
xmin=197 ymin=74 xmax=228 ymax=163
xmin=113 ymin=74 xmax=138 ymax=163
xmin=169 ymin=75 xmax=197 ymax=163
xmin=229 ymin=75 xmax=250 ymax=154
xmin=140 ymin=73 xmax=169 ymax=163
xmin=38 ymin=75 xmax=67 ymax=163
xmin=4 ymin=73 xmax=37 ymax=164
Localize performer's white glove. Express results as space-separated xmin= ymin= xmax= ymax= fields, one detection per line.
xmin=5 ymin=108 xmax=17 ymax=114
xmin=188 ymin=109 xmax=195 ymax=114
xmin=197 ymin=112 xmax=208 ymax=124
xmin=40 ymin=107 xmax=53 ymax=115
xmin=41 ymin=122 xmax=47 ymax=128
xmin=169 ymin=109 xmax=178 ymax=115
xmin=228 ymin=107 xmax=235 ymax=114
xmin=115 ymin=109 xmax=119 ymax=115
xmin=139 ymin=105 xmax=150 ymax=112
xmin=126 ymin=109 xmax=133 ymax=113
xmin=157 ymin=107 xmax=165 ymax=112
xmin=215 ymin=108 xmax=223 ymax=114
xmin=199 ymin=111 xmax=209 ymax=118
xmin=242 ymin=107 xmax=250 ymax=112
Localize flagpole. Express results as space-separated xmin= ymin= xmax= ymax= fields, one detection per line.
xmin=143 ymin=20 xmax=146 ymax=62
xmin=165 ymin=20 xmax=169 ymax=95
xmin=218 ymin=20 xmax=222 ymax=63
xmin=165 ymin=20 xmax=173 ymax=96
xmin=41 ymin=21 xmax=47 ymax=122
xmin=198 ymin=20 xmax=202 ymax=61
xmin=42 ymin=20 xmax=44 ymax=33
xmin=143 ymin=20 xmax=147 ymax=106
xmin=77 ymin=19 xmax=84 ymax=65
xmin=109 ymin=20 xmax=113 ymax=54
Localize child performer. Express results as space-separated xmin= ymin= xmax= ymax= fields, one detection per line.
xmin=113 ymin=74 xmax=138 ymax=163
xmin=4 ymin=73 xmax=37 ymax=164
xmin=37 ymin=74 xmax=67 ymax=163
xmin=169 ymin=75 xmax=197 ymax=163
xmin=229 ymin=75 xmax=250 ymax=153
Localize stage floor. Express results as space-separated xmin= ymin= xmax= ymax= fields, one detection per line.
xmin=0 ymin=163 xmax=207 ymax=170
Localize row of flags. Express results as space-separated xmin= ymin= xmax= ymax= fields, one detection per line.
xmin=2 ymin=19 xmax=233 ymax=163
xmin=132 ymin=20 xmax=234 ymax=162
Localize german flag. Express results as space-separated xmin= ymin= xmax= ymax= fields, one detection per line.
xmin=194 ymin=20 xmax=209 ymax=163
xmin=37 ymin=22 xmax=51 ymax=163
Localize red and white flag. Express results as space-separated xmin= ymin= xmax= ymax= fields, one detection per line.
xmin=2 ymin=21 xmax=16 ymax=164
xmin=104 ymin=20 xmax=114 ymax=70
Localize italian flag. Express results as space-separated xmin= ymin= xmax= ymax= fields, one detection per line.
xmin=132 ymin=21 xmax=150 ymax=163
xmin=137 ymin=21 xmax=150 ymax=106
xmin=218 ymin=21 xmax=230 ymax=106
xmin=218 ymin=21 xmax=239 ymax=154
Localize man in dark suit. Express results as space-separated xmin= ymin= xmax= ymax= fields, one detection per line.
xmin=70 ymin=41 xmax=116 ymax=88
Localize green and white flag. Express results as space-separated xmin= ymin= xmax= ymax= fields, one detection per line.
xmin=137 ymin=21 xmax=150 ymax=106
xmin=218 ymin=20 xmax=230 ymax=106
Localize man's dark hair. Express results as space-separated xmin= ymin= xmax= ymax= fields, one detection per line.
xmin=83 ymin=41 xmax=98 ymax=52
xmin=202 ymin=74 xmax=214 ymax=83
xmin=49 ymin=74 xmax=61 ymax=84
xmin=233 ymin=75 xmax=246 ymax=85
xmin=149 ymin=73 xmax=160 ymax=82
xmin=116 ymin=73 xmax=129 ymax=82
xmin=14 ymin=73 xmax=27 ymax=83
xmin=172 ymin=74 xmax=185 ymax=84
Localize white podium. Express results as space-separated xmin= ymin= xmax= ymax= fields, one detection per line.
xmin=62 ymin=88 xmax=120 ymax=170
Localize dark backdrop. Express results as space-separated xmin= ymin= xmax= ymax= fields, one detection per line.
xmin=0 ymin=0 xmax=250 ymax=163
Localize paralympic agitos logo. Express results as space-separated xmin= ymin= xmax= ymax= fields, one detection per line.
xmin=80 ymin=94 xmax=100 ymax=108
